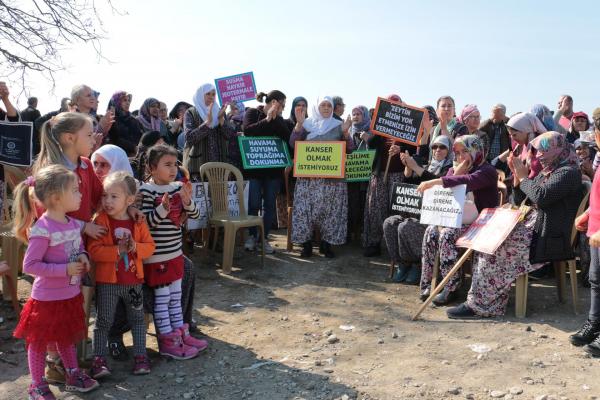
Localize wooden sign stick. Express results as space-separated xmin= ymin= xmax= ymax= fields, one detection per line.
xmin=383 ymin=152 xmax=393 ymax=184
xmin=411 ymin=249 xmax=473 ymax=321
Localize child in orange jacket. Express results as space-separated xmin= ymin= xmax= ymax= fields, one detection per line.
xmin=87 ymin=172 xmax=155 ymax=377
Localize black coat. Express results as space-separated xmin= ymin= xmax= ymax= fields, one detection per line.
xmin=514 ymin=165 xmax=583 ymax=263
xmin=108 ymin=115 xmax=143 ymax=156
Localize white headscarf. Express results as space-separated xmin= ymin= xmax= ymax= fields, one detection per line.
xmin=193 ymin=83 xmax=219 ymax=128
xmin=91 ymin=144 xmax=134 ymax=176
xmin=303 ymin=96 xmax=342 ymax=140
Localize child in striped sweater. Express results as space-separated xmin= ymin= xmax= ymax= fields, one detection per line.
xmin=139 ymin=144 xmax=207 ymax=359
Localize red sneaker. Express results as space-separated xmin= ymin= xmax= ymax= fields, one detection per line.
xmin=133 ymin=354 xmax=151 ymax=375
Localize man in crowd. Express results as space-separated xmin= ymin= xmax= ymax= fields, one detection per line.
xmin=332 ymin=96 xmax=345 ymax=121
xmin=558 ymin=94 xmax=574 ymax=130
xmin=479 ymin=103 xmax=510 ymax=162
xmin=20 ymin=97 xmax=41 ymax=122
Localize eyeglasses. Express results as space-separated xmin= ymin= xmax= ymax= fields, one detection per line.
xmin=431 ymin=145 xmax=447 ymax=150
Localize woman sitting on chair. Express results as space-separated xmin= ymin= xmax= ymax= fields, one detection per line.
xmin=447 ymin=131 xmax=583 ymax=319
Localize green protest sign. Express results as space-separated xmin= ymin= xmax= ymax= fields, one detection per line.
xmin=344 ymin=150 xmax=376 ymax=182
xmin=238 ymin=136 xmax=292 ymax=169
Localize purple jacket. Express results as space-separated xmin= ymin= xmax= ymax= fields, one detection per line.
xmin=441 ymin=163 xmax=498 ymax=211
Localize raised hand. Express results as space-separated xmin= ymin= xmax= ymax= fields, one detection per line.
xmin=161 ymin=192 xmax=171 ymax=212
xmin=180 ymin=182 xmax=193 ymax=206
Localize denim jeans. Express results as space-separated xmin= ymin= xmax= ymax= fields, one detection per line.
xmin=590 ymin=246 xmax=600 ymax=321
xmin=248 ymin=178 xmax=281 ymax=238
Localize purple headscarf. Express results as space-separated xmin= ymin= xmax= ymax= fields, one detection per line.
xmin=458 ymin=104 xmax=479 ymax=124
xmin=137 ymin=97 xmax=162 ymax=131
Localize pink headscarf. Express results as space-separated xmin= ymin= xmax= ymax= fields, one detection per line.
xmin=387 ymin=94 xmax=402 ymax=102
xmin=458 ymin=104 xmax=479 ymax=124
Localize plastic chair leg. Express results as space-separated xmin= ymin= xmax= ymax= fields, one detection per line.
xmin=567 ymin=259 xmax=578 ymax=314
xmin=515 ymin=274 xmax=528 ymax=318
xmin=212 ymin=226 xmax=219 ymax=251
xmin=221 ymin=225 xmax=236 ymax=274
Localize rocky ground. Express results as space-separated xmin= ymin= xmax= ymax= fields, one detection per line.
xmin=1 ymin=230 xmax=599 ymax=400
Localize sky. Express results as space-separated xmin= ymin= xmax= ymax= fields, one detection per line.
xmin=8 ymin=0 xmax=600 ymax=119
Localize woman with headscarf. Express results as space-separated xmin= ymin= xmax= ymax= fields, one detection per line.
xmin=457 ymin=104 xmax=490 ymax=157
xmin=183 ymin=83 xmax=235 ymax=179
xmin=347 ymin=105 xmax=372 ymax=242
xmin=137 ymin=98 xmax=168 ymax=137
xmin=362 ymin=95 xmax=432 ymax=257
xmin=242 ymin=90 xmax=291 ymax=254
xmin=417 ymin=135 xmax=498 ymax=305
xmin=447 ymin=132 xmax=583 ymax=318
xmin=289 ymin=95 xmax=354 ymax=258
xmin=106 ymin=91 xmax=144 ymax=156
xmin=493 ymin=112 xmax=547 ymax=184
xmin=91 ymin=144 xmax=135 ymax=181
xmin=383 ymin=135 xmax=454 ymax=284
xmin=286 ymin=96 xmax=308 ymax=132
xmin=567 ymin=112 xmax=592 ymax=144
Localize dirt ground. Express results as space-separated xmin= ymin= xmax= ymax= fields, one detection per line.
xmin=1 ymin=230 xmax=600 ymax=400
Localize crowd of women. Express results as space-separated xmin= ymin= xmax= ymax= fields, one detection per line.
xmin=1 ymin=80 xmax=600 ymax=399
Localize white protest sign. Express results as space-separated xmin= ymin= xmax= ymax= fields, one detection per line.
xmin=187 ymin=181 xmax=249 ymax=230
xmin=419 ymin=184 xmax=467 ymax=229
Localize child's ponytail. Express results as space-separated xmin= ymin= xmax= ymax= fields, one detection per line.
xmin=32 ymin=112 xmax=93 ymax=174
xmin=14 ymin=165 xmax=78 ymax=243
xmin=13 ymin=178 xmax=36 ymax=244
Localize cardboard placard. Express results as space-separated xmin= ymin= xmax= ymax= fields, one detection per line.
xmin=187 ymin=181 xmax=249 ymax=230
xmin=293 ymin=141 xmax=346 ymax=179
xmin=238 ymin=136 xmax=291 ymax=169
xmin=390 ymin=183 xmax=423 ymax=217
xmin=214 ymin=72 xmax=257 ymax=106
xmin=370 ymin=97 xmax=425 ymax=146
xmin=456 ymin=208 xmax=522 ymax=254
xmin=0 ymin=121 xmax=33 ymax=167
xmin=344 ymin=150 xmax=376 ymax=182
xmin=419 ymin=184 xmax=466 ymax=228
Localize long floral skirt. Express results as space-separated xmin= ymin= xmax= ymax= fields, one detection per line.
xmin=362 ymin=172 xmax=403 ymax=247
xmin=420 ymin=225 xmax=468 ymax=293
xmin=466 ymin=210 xmax=540 ymax=316
xmin=291 ymin=178 xmax=348 ymax=245
xmin=382 ymin=215 xmax=426 ymax=265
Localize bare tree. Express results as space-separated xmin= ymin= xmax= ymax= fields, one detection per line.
xmin=0 ymin=0 xmax=117 ymax=92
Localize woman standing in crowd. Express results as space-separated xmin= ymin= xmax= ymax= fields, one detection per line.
xmin=183 ymin=83 xmax=235 ymax=180
xmin=383 ymin=135 xmax=453 ymax=284
xmin=107 ymin=91 xmax=143 ymax=156
xmin=417 ymin=135 xmax=498 ymax=305
xmin=91 ymin=144 xmax=135 ymax=181
xmin=70 ymin=84 xmax=114 ymax=148
xmin=242 ymin=90 xmax=291 ymax=254
xmin=457 ymin=104 xmax=489 ymax=154
xmin=137 ymin=98 xmax=168 ymax=137
xmin=290 ymin=96 xmax=353 ymax=258
xmin=566 ymin=112 xmax=591 ymax=144
xmin=362 ymin=95 xmax=431 ymax=257
xmin=347 ymin=105 xmax=371 ymax=242
xmin=571 ymin=111 xmax=600 ymax=356
xmin=447 ymin=131 xmax=582 ymax=319
xmin=429 ymin=96 xmax=467 ymax=143
xmin=169 ymin=102 xmax=192 ymax=150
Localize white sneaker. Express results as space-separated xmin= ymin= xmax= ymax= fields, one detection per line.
xmin=244 ymin=236 xmax=256 ymax=251
xmin=263 ymin=241 xmax=274 ymax=254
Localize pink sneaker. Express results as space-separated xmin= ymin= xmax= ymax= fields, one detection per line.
xmin=64 ymin=369 xmax=99 ymax=393
xmin=133 ymin=354 xmax=151 ymax=375
xmin=90 ymin=356 xmax=111 ymax=379
xmin=158 ymin=330 xmax=198 ymax=360
xmin=28 ymin=381 xmax=56 ymax=400
xmin=179 ymin=323 xmax=208 ymax=351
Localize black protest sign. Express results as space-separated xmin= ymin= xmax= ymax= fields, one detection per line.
xmin=0 ymin=121 xmax=33 ymax=167
xmin=238 ymin=136 xmax=292 ymax=169
xmin=371 ymin=97 xmax=425 ymax=146
xmin=390 ymin=183 xmax=423 ymax=217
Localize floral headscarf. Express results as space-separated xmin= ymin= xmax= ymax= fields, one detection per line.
xmin=453 ymin=134 xmax=485 ymax=169
xmin=350 ymin=105 xmax=371 ymax=135
xmin=457 ymin=104 xmax=479 ymax=124
xmin=137 ymin=97 xmax=162 ymax=131
xmin=530 ymin=104 xmax=556 ymax=131
xmin=108 ymin=91 xmax=132 ymax=119
xmin=530 ymin=131 xmax=578 ymax=176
